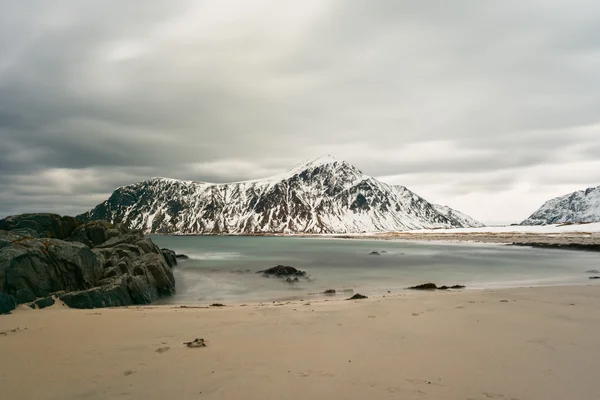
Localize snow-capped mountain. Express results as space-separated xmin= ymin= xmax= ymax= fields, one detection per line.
xmin=432 ymin=204 xmax=485 ymax=228
xmin=521 ymin=185 xmax=600 ymax=225
xmin=78 ymin=155 xmax=483 ymax=234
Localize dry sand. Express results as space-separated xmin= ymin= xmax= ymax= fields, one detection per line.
xmin=2 ymin=285 xmax=600 ymax=400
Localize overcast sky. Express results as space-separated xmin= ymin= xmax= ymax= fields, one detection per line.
xmin=1 ymin=1 xmax=600 ymax=224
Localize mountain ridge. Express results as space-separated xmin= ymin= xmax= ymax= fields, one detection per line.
xmin=79 ymin=156 xmax=483 ymax=234
xmin=521 ymin=185 xmax=600 ymax=225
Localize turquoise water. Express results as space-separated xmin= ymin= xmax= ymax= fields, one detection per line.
xmin=150 ymin=236 xmax=600 ymax=303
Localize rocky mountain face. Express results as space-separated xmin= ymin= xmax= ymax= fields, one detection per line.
xmin=0 ymin=213 xmax=177 ymax=314
xmin=79 ymin=155 xmax=483 ymax=234
xmin=432 ymin=204 xmax=485 ymax=228
xmin=521 ymin=185 xmax=600 ymax=225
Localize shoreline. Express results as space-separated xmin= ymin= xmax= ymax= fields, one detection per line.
xmin=150 ymin=227 xmax=600 ymax=250
xmin=2 ymin=284 xmax=600 ymax=399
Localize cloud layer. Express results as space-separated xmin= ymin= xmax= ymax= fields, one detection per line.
xmin=2 ymin=0 xmax=600 ymax=224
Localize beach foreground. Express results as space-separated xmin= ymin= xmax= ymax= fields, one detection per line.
xmin=1 ymin=286 xmax=600 ymax=400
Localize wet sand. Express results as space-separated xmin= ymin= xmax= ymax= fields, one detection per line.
xmin=1 ymin=285 xmax=600 ymax=400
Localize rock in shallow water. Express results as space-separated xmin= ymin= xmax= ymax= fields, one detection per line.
xmin=257 ymin=265 xmax=307 ymax=277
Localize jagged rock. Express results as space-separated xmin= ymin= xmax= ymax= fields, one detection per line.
xmin=347 ymin=293 xmax=368 ymax=300
xmin=0 ymin=213 xmax=80 ymax=239
xmin=257 ymin=265 xmax=306 ymax=277
xmin=59 ymin=276 xmax=134 ymax=308
xmin=0 ymin=214 xmax=176 ymax=310
xmin=0 ymin=292 xmax=16 ymax=314
xmin=324 ymin=289 xmax=336 ymax=295
xmin=175 ymin=254 xmax=189 ymax=260
xmin=285 ymin=277 xmax=300 ymax=283
xmin=369 ymin=251 xmax=381 ymax=256
xmin=161 ymin=249 xmax=177 ymax=268
xmin=31 ymin=297 xmax=55 ymax=309
xmin=0 ymin=234 xmax=102 ymax=303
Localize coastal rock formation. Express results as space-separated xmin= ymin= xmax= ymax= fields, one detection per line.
xmin=0 ymin=214 xmax=176 ymax=310
xmin=521 ymin=185 xmax=600 ymax=225
xmin=78 ymin=155 xmax=484 ymax=234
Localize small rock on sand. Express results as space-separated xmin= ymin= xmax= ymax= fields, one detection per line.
xmin=184 ymin=338 xmax=206 ymax=348
xmin=347 ymin=293 xmax=368 ymax=300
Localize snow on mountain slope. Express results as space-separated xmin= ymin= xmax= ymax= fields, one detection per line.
xmin=78 ymin=156 xmax=483 ymax=234
xmin=521 ymin=185 xmax=600 ymax=225
xmin=432 ymin=204 xmax=486 ymax=228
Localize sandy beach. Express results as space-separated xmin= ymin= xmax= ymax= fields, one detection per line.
xmin=2 ymin=285 xmax=600 ymax=400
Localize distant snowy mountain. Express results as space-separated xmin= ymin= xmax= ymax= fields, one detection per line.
xmin=79 ymin=155 xmax=483 ymax=234
xmin=521 ymin=185 xmax=600 ymax=225
xmin=432 ymin=204 xmax=485 ymax=228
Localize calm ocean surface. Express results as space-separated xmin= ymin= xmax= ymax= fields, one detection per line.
xmin=150 ymin=236 xmax=600 ymax=303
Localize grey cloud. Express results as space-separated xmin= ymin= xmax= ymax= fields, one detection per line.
xmin=1 ymin=0 xmax=600 ymax=223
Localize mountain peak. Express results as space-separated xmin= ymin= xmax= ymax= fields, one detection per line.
xmin=79 ymin=156 xmax=483 ymax=233
xmin=284 ymin=155 xmax=360 ymax=177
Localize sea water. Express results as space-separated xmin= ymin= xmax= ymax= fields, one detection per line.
xmin=150 ymin=235 xmax=600 ymax=303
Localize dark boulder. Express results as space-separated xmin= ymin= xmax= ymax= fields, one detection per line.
xmin=285 ymin=277 xmax=300 ymax=283
xmin=0 ymin=292 xmax=16 ymax=314
xmin=590 ymin=276 xmax=600 ymax=280
xmin=369 ymin=251 xmax=381 ymax=256
xmin=161 ymin=249 xmax=177 ymax=268
xmin=257 ymin=265 xmax=306 ymax=277
xmin=31 ymin=297 xmax=55 ymax=309
xmin=347 ymin=293 xmax=368 ymax=300
xmin=324 ymin=289 xmax=336 ymax=295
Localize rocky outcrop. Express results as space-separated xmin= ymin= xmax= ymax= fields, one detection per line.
xmin=0 ymin=213 xmax=80 ymax=239
xmin=0 ymin=214 xmax=177 ymax=311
